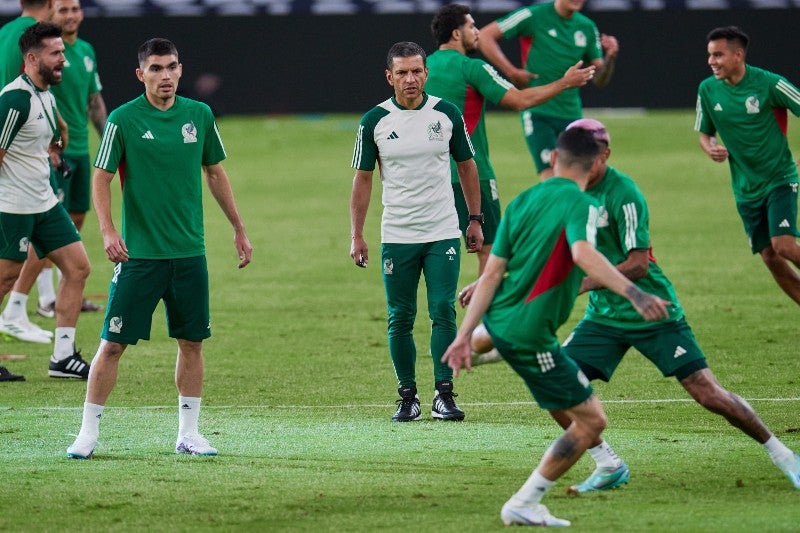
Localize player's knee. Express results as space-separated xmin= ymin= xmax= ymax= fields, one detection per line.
xmin=771 ymin=237 xmax=800 ymax=262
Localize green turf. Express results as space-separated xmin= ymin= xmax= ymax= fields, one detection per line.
xmin=0 ymin=110 xmax=798 ymax=531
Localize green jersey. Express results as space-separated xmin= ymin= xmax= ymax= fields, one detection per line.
xmin=50 ymin=38 xmax=102 ymax=157
xmin=94 ymin=94 xmax=226 ymax=259
xmin=495 ymin=2 xmax=601 ymax=119
xmin=0 ymin=16 xmax=35 ymax=87
xmin=583 ymin=166 xmax=682 ymax=328
xmin=485 ymin=178 xmax=598 ymax=351
xmin=695 ymin=65 xmax=800 ymax=203
xmin=425 ymin=49 xmax=512 ymax=183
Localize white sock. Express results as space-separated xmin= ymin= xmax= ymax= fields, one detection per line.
xmin=763 ymin=435 xmax=795 ymax=470
xmin=77 ymin=402 xmax=104 ymax=439
xmin=178 ymin=396 xmax=201 ymax=437
xmin=588 ymin=440 xmax=623 ymax=469
xmin=37 ymin=268 xmax=56 ymax=307
xmin=52 ymin=327 xmax=76 ymax=362
xmin=509 ymin=469 xmax=555 ymax=506
xmin=2 ymin=291 xmax=28 ymax=322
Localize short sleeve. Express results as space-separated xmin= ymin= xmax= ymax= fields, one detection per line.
xmin=0 ymin=89 xmax=31 ymax=150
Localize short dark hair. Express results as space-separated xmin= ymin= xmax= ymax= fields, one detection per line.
xmin=22 ymin=0 xmax=51 ymax=7
xmin=138 ymin=38 xmax=179 ymax=66
xmin=556 ymin=128 xmax=602 ymax=171
xmin=386 ymin=41 xmax=426 ymax=70
xmin=18 ymin=22 xmax=62 ymax=55
xmin=706 ymin=26 xmax=749 ymax=52
xmin=431 ymin=4 xmax=471 ymax=46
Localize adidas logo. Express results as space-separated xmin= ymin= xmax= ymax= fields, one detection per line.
xmin=181 ymin=403 xmax=191 ymax=410
xmin=547 ymin=28 xmax=557 ymax=37
xmin=141 ymin=130 xmax=154 ymax=139
xmin=387 ymin=131 xmax=399 ymax=140
xmin=779 ymin=219 xmax=790 ymax=228
xmin=713 ymin=103 xmax=723 ymax=111
xmin=37 ymin=112 xmax=44 ymax=119
xmin=445 ymin=247 xmax=457 ymax=261
xmin=673 ymin=346 xmax=687 ymax=358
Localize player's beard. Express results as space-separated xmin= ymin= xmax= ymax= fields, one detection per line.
xmin=38 ymin=64 xmax=62 ymax=87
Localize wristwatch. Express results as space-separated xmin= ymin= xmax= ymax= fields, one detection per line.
xmin=468 ymin=213 xmax=484 ymax=224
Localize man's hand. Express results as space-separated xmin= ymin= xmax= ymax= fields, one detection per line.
xmin=509 ymin=67 xmax=538 ymax=90
xmin=441 ymin=335 xmax=473 ymax=377
xmin=600 ymin=34 xmax=619 ymax=58
xmin=457 ymin=280 xmax=478 ymax=308
xmin=350 ymin=236 xmax=368 ymax=268
xmin=562 ymin=61 xmax=596 ymax=88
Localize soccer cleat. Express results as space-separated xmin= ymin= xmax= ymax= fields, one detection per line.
xmin=176 ymin=433 xmax=218 ymax=456
xmin=782 ymin=453 xmax=800 ymax=490
xmin=431 ymin=381 xmax=465 ymax=421
xmin=0 ymin=320 xmax=52 ymax=344
xmin=36 ymin=301 xmax=55 ymax=318
xmin=567 ymin=462 xmax=630 ymax=495
xmin=81 ymin=298 xmax=103 ymax=312
xmin=48 ymin=351 xmax=90 ymax=379
xmin=470 ymin=348 xmax=503 ymax=367
xmin=500 ymin=502 xmax=571 ymax=527
xmin=0 ymin=365 xmax=25 ymax=382
xmin=391 ymin=386 xmax=421 ymax=422
xmin=67 ymin=434 xmax=97 ymax=459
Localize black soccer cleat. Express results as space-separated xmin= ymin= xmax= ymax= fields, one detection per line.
xmin=431 ymin=381 xmax=465 ymax=421
xmin=48 ymin=350 xmax=90 ymax=379
xmin=0 ymin=365 xmax=25 ymax=382
xmin=392 ymin=386 xmax=422 ymax=422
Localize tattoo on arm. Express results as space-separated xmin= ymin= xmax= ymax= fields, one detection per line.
xmin=625 ymin=285 xmax=650 ymax=310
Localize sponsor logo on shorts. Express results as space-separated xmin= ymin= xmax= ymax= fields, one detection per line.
xmin=536 ymin=351 xmax=555 ymax=373
xmin=446 ymin=247 xmax=457 ymax=261
xmin=673 ymin=346 xmax=687 ymax=358
xmin=383 ymin=258 xmax=393 ymax=275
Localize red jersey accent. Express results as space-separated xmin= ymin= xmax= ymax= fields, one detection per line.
xmin=519 ymin=36 xmax=532 ymax=67
xmin=119 ymin=159 xmax=126 ymax=189
xmin=525 ymin=229 xmax=574 ymax=303
xmin=773 ymin=107 xmax=788 ymax=135
xmin=463 ymin=86 xmax=484 ymax=135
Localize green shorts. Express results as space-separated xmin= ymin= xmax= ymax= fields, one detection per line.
xmin=487 ymin=324 xmax=593 ymax=410
xmin=562 ymin=317 xmax=708 ymax=382
xmin=735 ymin=183 xmax=799 ymax=254
xmin=101 ymin=256 xmax=211 ymax=345
xmin=56 ymin=153 xmax=92 ymax=213
xmin=520 ymin=112 xmax=574 ymax=174
xmin=452 ymin=180 xmax=501 ymax=245
xmin=0 ymin=204 xmax=81 ymax=261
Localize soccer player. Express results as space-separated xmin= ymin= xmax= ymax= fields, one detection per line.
xmin=0 ymin=22 xmax=91 ymax=380
xmin=442 ymin=127 xmax=670 ymax=527
xmin=425 ymin=3 xmax=595 ymax=274
xmin=464 ymin=118 xmax=800 ymax=493
xmin=696 ymin=26 xmax=800 ymax=308
xmin=477 ymin=0 xmax=618 ymax=179
xmin=350 ymin=41 xmax=483 ymax=423
xmin=0 ymin=0 xmax=53 ymax=85
xmin=67 ymin=38 xmax=252 ymax=458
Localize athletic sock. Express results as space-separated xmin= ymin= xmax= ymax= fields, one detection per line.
xmin=37 ymin=268 xmax=56 ymax=307
xmin=178 ymin=396 xmax=201 ymax=437
xmin=78 ymin=402 xmax=104 ymax=439
xmin=52 ymin=327 xmax=76 ymax=362
xmin=2 ymin=291 xmax=28 ymax=322
xmin=588 ymin=440 xmax=624 ymax=469
xmin=763 ymin=435 xmax=796 ymax=470
xmin=509 ymin=469 xmax=555 ymax=506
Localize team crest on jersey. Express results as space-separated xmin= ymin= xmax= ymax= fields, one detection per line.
xmin=18 ymin=237 xmax=29 ymax=253
xmin=596 ymin=206 xmax=609 ymax=228
xmin=745 ymin=96 xmax=760 ymax=114
xmin=182 ymin=122 xmax=198 ymax=143
xmin=427 ymin=121 xmax=444 ymax=141
xmin=539 ymin=148 xmax=552 ymax=166
xmin=108 ymin=316 xmax=123 ymax=334
xmin=383 ymin=258 xmax=394 ymax=275
xmin=574 ymin=31 xmax=587 ymax=47
xmin=84 ymin=56 xmax=94 ymax=72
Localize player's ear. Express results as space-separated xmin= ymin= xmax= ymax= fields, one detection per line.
xmin=135 ymin=68 xmax=144 ymax=82
xmin=385 ymin=69 xmax=393 ymax=86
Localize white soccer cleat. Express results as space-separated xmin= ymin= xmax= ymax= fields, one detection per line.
xmin=0 ymin=320 xmax=52 ymax=344
xmin=67 ymin=434 xmax=97 ymax=459
xmin=501 ymin=502 xmax=571 ymax=527
xmin=176 ymin=433 xmax=218 ymax=456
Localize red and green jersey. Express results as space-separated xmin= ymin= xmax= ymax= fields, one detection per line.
xmin=583 ymin=166 xmax=682 ymax=328
xmin=485 ymin=178 xmax=598 ymax=351
xmin=425 ymin=49 xmax=512 ymax=183
xmin=0 ymin=16 xmax=36 ymax=87
xmin=495 ymin=1 xmax=601 ymax=119
xmin=94 ymin=94 xmax=226 ymax=259
xmin=695 ymin=65 xmax=800 ymax=203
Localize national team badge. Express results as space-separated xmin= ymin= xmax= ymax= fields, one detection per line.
xmin=83 ymin=56 xmax=94 ymax=72
xmin=18 ymin=237 xmax=29 ymax=253
xmin=383 ymin=258 xmax=394 ymax=275
xmin=182 ymin=122 xmax=198 ymax=143
xmin=745 ymin=96 xmax=760 ymax=114
xmin=574 ymin=31 xmax=587 ymax=47
xmin=427 ymin=121 xmax=444 ymax=142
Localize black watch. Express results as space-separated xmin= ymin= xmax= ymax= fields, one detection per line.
xmin=468 ymin=213 xmax=484 ymax=224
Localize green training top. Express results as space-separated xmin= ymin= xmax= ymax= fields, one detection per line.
xmin=50 ymin=38 xmax=102 ymax=156
xmin=94 ymin=94 xmax=226 ymax=259
xmin=495 ymin=2 xmax=601 ymax=119
xmin=485 ymin=178 xmax=598 ymax=352
xmin=583 ymin=165 xmax=683 ymax=328
xmin=425 ymin=49 xmax=512 ymax=183
xmin=0 ymin=16 xmax=35 ymax=87
xmin=695 ymin=65 xmax=800 ymax=203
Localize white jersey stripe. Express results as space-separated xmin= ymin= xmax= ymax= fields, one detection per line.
xmin=213 ymin=122 xmax=227 ymax=158
xmin=0 ymin=108 xmax=19 ymax=149
xmin=776 ymin=80 xmax=800 ymax=105
xmin=498 ymin=9 xmax=531 ymax=33
xmin=95 ymin=122 xmax=117 ymax=169
xmin=622 ymin=202 xmax=638 ymax=250
xmin=693 ymin=95 xmax=703 ymax=132
xmin=351 ymin=124 xmax=363 ymax=168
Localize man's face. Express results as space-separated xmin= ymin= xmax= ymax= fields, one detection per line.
xmin=460 ymin=14 xmax=480 ymax=53
xmin=707 ymin=39 xmax=743 ymax=82
xmin=386 ymin=55 xmax=427 ymax=103
xmin=137 ymin=54 xmax=182 ymax=101
xmin=52 ymin=0 xmax=83 ymax=36
xmin=34 ymin=37 xmax=66 ymax=86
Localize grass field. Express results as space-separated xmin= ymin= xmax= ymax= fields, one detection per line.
xmin=0 ymin=110 xmax=799 ymax=531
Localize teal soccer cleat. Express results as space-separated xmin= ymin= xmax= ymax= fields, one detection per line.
xmin=568 ymin=462 xmax=630 ymax=495
xmin=784 ymin=453 xmax=800 ymax=490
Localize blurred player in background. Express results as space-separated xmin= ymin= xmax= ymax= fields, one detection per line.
xmin=696 ymin=26 xmax=800 ymax=308
xmin=426 ymin=3 xmax=595 ymax=275
xmin=350 ymin=41 xmax=482 ymax=423
xmin=67 ymin=38 xmax=252 ymax=458
xmin=477 ymin=0 xmax=618 ymax=179
xmin=443 ymin=127 xmax=670 ymax=526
